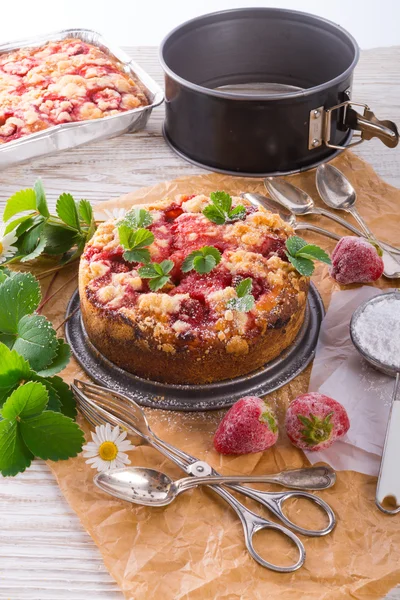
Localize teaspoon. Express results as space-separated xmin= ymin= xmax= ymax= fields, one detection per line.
xmin=95 ymin=465 xmax=336 ymax=507
xmin=264 ymin=176 xmax=400 ymax=256
xmin=242 ymin=192 xmax=342 ymax=243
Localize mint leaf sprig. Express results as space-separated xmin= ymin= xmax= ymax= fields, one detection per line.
xmin=0 ymin=269 xmax=84 ymax=476
xmin=227 ymin=278 xmax=255 ymax=313
xmin=117 ymin=208 xmax=154 ymax=264
xmin=138 ymin=260 xmax=174 ymax=291
xmin=285 ymin=236 xmax=331 ymax=276
xmin=203 ymin=191 xmax=246 ymax=225
xmin=182 ymin=246 xmax=222 ymax=274
xmin=2 ymin=179 xmax=96 ymax=265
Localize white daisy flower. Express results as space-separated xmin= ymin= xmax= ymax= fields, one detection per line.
xmin=82 ymin=423 xmax=135 ymax=473
xmin=0 ymin=223 xmax=18 ymax=264
xmin=102 ymin=207 xmax=127 ymax=221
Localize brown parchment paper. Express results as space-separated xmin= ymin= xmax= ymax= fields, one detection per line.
xmin=42 ymin=151 xmax=400 ymax=600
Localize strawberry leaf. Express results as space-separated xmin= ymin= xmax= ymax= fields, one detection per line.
xmin=56 ymin=193 xmax=81 ymax=231
xmin=78 ymin=199 xmax=93 ymax=226
xmin=19 ymin=411 xmax=84 ymax=460
xmin=3 ymin=188 xmax=37 ymax=222
xmin=287 ymin=254 xmax=315 ymax=276
xmin=34 ymin=178 xmax=50 ymax=218
xmin=1 ymin=382 xmax=48 ymax=420
xmin=296 ymin=244 xmax=331 ymax=265
xmin=0 ymin=272 xmax=41 ymax=334
xmin=36 ymin=339 xmax=71 ymax=377
xmin=12 ymin=314 xmax=58 ymax=372
xmin=0 ymin=420 xmax=33 ymax=477
xmin=182 ymin=246 xmax=221 ymax=274
xmin=43 ymin=375 xmax=76 ymax=419
xmin=0 ymin=344 xmax=32 ymax=406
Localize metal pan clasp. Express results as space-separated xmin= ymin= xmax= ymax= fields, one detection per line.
xmin=309 ymin=101 xmax=399 ymax=150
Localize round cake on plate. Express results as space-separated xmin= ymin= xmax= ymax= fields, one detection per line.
xmin=79 ymin=192 xmax=309 ymax=384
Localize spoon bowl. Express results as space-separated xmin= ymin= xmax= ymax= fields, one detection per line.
xmin=95 ymin=467 xmax=178 ymax=506
xmin=316 ymin=163 xmax=357 ymax=210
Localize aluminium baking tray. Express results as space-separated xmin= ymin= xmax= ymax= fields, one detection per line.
xmin=65 ymin=283 xmax=324 ymax=412
xmin=0 ymin=29 xmax=164 ymax=168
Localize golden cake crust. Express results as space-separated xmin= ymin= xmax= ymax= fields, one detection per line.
xmin=79 ymin=194 xmax=309 ymax=384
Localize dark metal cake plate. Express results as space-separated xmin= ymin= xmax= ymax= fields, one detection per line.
xmin=65 ymin=283 xmax=324 ymax=412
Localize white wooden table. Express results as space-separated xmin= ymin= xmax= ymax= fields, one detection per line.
xmin=0 ymin=46 xmax=399 ymax=600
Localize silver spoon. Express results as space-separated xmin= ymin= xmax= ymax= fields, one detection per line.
xmin=264 ymin=176 xmax=400 ymax=256
xmin=241 ymin=192 xmax=342 ymax=243
xmin=95 ymin=465 xmax=336 ymax=507
xmin=316 ymin=164 xmax=400 ymax=279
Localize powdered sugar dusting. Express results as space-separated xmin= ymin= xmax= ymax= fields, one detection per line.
xmin=354 ymin=295 xmax=400 ymax=369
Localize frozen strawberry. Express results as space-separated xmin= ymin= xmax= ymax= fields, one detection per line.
xmin=329 ymin=236 xmax=384 ymax=284
xmin=285 ymin=393 xmax=350 ymax=452
xmin=213 ymin=396 xmax=278 ymax=455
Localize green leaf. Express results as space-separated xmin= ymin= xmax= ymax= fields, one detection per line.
xmin=236 ymin=277 xmax=252 ymax=298
xmin=121 ymin=208 xmax=153 ymax=229
xmin=0 ymin=333 xmax=14 ymax=348
xmin=4 ymin=214 xmax=36 ymax=235
xmin=148 ymin=276 xmax=169 ymax=291
xmin=0 ymin=344 xmax=32 ymax=405
xmin=138 ymin=260 xmax=174 ymax=291
xmin=287 ymin=254 xmax=315 ymax=276
xmin=1 ymin=381 xmax=48 ymax=420
xmin=182 ymin=246 xmax=221 ymax=274
xmin=202 ymin=204 xmax=226 ymax=225
xmin=296 ymin=244 xmax=331 ymax=265
xmin=0 ymin=419 xmax=33 ymax=477
xmin=229 ymin=205 xmax=246 ymax=220
xmin=0 ymin=270 xmax=9 ymax=285
xmin=44 ymin=376 xmax=76 ymax=419
xmin=0 ymin=272 xmax=41 ymax=333
xmin=226 ymin=278 xmax=255 ymax=313
xmin=36 ymin=339 xmax=71 ymax=377
xmin=42 ymin=224 xmax=80 ymax=255
xmin=3 ymin=188 xmax=37 ymax=222
xmin=118 ymin=226 xmax=154 ymax=251
xmin=123 ymin=248 xmax=151 ymax=264
xmin=227 ymin=295 xmax=255 ymax=313
xmin=56 ymin=193 xmax=81 ymax=231
xmin=17 ymin=221 xmax=45 ymax=254
xmin=34 ymin=178 xmax=50 ymax=218
xmin=30 ymin=375 xmax=62 ymax=413
xmin=78 ymin=199 xmax=93 ymax=226
xmin=20 ymin=235 xmax=47 ymax=262
xmin=286 ymin=236 xmax=308 ymax=257
xmin=193 ymin=254 xmax=216 ymax=274
xmin=210 ymin=191 xmax=232 ymax=214
xmin=19 ymin=411 xmax=84 ymax=460
xmin=12 ymin=314 xmax=58 ymax=371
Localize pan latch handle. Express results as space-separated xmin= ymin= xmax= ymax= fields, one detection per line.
xmin=308 ymin=101 xmax=399 ymax=150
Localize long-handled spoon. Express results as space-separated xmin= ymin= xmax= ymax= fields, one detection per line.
xmin=264 ymin=176 xmax=400 ymax=255
xmin=95 ymin=465 xmax=336 ymax=507
xmin=316 ymin=164 xmax=400 ymax=278
xmin=242 ymin=192 xmax=342 ymax=243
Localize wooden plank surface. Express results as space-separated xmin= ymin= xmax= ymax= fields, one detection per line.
xmin=0 ymin=45 xmax=399 ymax=600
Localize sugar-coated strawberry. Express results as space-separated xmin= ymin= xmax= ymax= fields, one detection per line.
xmin=285 ymin=393 xmax=350 ymax=452
xmin=213 ymin=396 xmax=278 ymax=455
xmin=329 ymin=236 xmax=384 ymax=284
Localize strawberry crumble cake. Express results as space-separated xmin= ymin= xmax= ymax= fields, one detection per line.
xmin=79 ymin=193 xmax=309 ymax=384
xmin=0 ymin=38 xmax=149 ymax=144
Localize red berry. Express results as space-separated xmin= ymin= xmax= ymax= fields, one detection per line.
xmin=213 ymin=396 xmax=278 ymax=455
xmin=285 ymin=393 xmax=350 ymax=452
xmin=329 ymin=236 xmax=384 ymax=284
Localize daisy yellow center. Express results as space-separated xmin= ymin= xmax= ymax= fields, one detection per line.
xmin=0 ymin=242 xmax=3 ymax=254
xmin=98 ymin=441 xmax=118 ymax=461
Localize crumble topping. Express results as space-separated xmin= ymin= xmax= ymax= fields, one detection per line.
xmin=82 ymin=194 xmax=308 ymax=353
xmin=0 ymin=38 xmax=148 ymax=145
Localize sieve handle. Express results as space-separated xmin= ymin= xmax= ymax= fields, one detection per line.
xmin=376 ymin=373 xmax=400 ymax=514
